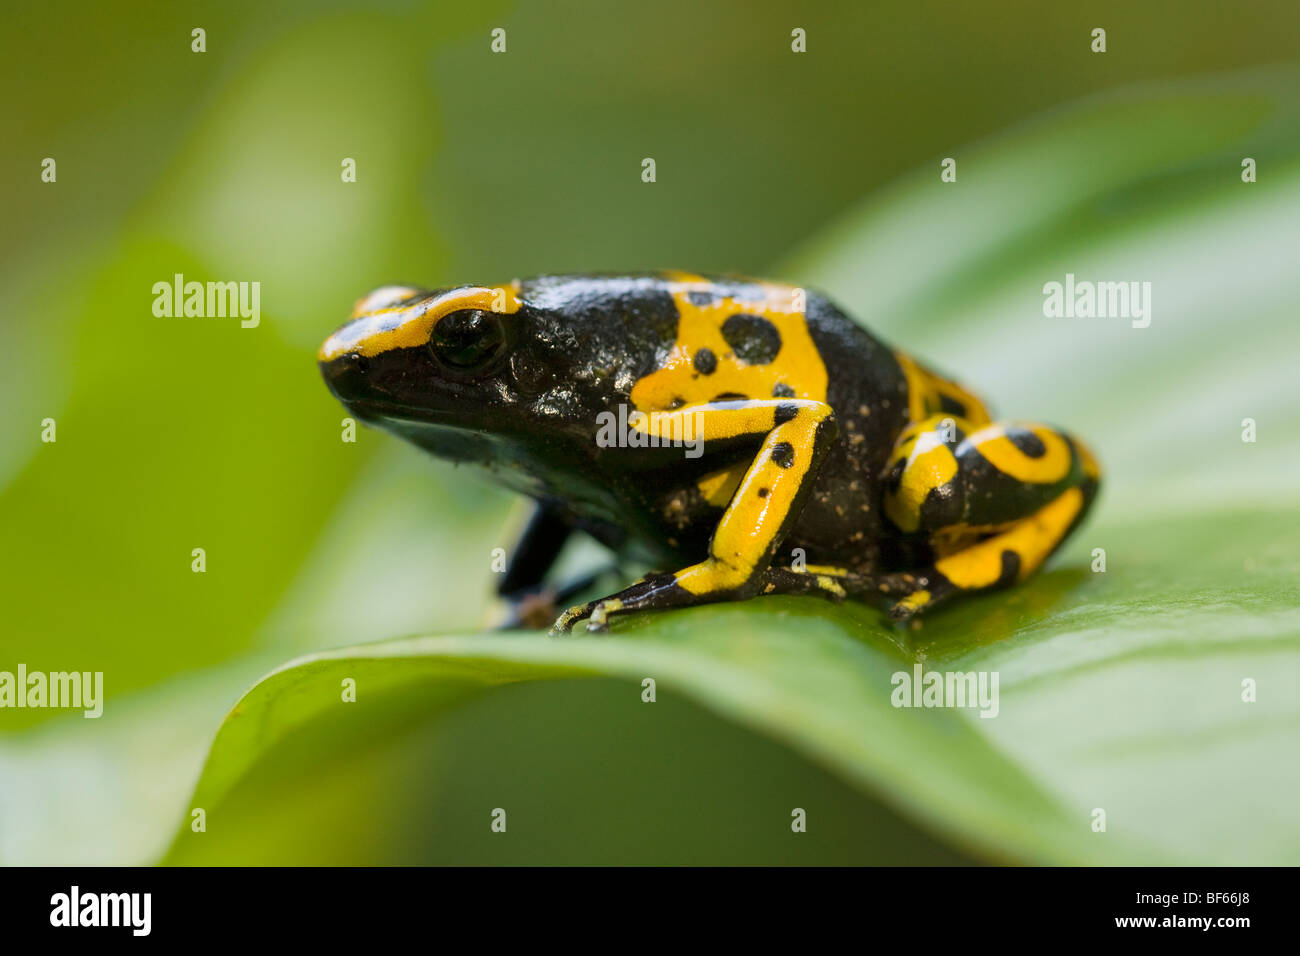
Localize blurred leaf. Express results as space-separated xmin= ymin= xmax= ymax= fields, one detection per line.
xmin=0 ymin=4 xmax=504 ymax=860
xmin=166 ymin=620 xmax=1057 ymax=865
xmin=164 ymin=666 xmax=980 ymax=865
xmin=428 ymin=2 xmax=1300 ymax=279
xmin=0 ymin=652 xmax=284 ymax=865
xmin=0 ymin=4 xmax=493 ymax=715
xmin=139 ymin=10 xmax=465 ymax=349
xmin=0 ymin=239 xmax=368 ymax=719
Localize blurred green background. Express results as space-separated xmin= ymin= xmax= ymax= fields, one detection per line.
xmin=2 ymin=0 xmax=1298 ymax=865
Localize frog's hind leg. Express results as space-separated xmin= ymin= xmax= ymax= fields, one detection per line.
xmin=881 ymin=415 xmax=1101 ymax=620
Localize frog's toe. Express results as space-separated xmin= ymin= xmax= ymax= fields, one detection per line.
xmin=887 ymin=588 xmax=934 ymax=622
xmin=586 ymin=598 xmax=627 ymax=633
xmin=549 ymin=600 xmax=597 ymax=636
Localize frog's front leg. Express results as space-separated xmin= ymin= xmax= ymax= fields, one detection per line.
xmin=881 ymin=414 xmax=1102 ymax=619
xmin=552 ymin=399 xmax=838 ymax=634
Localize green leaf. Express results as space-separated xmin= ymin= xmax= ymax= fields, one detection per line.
xmin=163 ymin=641 xmax=979 ymax=865
xmin=161 ymin=618 xmax=1099 ymax=864
xmin=165 ymin=492 xmax=1297 ymax=865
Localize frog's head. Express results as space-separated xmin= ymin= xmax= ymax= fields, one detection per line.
xmin=318 ymin=283 xmax=522 ymax=429
xmin=319 ymin=276 xmax=705 ymax=545
xmin=318 ymin=278 xmax=675 ymax=476
xmin=321 ymin=275 xmax=677 ymax=421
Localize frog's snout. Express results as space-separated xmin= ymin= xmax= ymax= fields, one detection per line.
xmin=319 ymin=350 xmax=371 ymax=408
xmin=316 ymin=285 xmax=432 ymax=365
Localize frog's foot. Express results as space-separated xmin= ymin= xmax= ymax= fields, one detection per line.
xmin=549 ymin=572 xmax=686 ymax=635
xmin=758 ymin=564 xmax=944 ymax=620
xmin=880 ymin=416 xmax=1103 ymax=619
xmin=549 ymin=600 xmax=597 ymax=636
xmin=883 ymin=573 xmax=957 ymax=622
xmin=883 ymin=485 xmax=1098 ymax=620
xmin=556 ymin=561 xmax=916 ymax=634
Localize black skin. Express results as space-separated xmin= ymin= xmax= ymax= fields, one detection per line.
xmin=319 ymin=274 xmax=1094 ymax=630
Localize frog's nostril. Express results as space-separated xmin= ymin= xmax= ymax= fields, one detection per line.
xmin=347 ymin=351 xmax=370 ymax=374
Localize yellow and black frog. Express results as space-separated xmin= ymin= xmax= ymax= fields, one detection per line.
xmin=319 ymin=272 xmax=1100 ymax=633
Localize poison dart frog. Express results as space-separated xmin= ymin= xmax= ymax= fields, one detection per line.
xmin=319 ymin=273 xmax=1101 ymax=633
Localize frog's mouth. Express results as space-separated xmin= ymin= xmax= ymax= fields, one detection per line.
xmin=382 ymin=415 xmax=506 ymax=463
xmin=320 ymin=352 xmax=515 ymax=462
xmin=319 ymin=349 xmax=468 ymax=428
xmin=335 ymin=398 xmax=461 ymax=426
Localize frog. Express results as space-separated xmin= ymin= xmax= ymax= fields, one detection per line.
xmin=318 ymin=272 xmax=1101 ymax=634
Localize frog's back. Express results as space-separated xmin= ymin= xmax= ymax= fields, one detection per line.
xmin=519 ymin=270 xmax=906 ymax=415
xmin=521 ymin=272 xmax=914 ymax=571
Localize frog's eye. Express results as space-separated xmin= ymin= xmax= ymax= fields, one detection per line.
xmin=428 ymin=309 xmax=506 ymax=372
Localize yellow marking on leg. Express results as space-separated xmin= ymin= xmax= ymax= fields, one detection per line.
xmin=935 ymin=487 xmax=1084 ymax=589
xmin=895 ymin=589 xmax=932 ymax=614
xmin=1075 ymin=436 xmax=1103 ymax=481
xmin=815 ymin=574 xmax=847 ymax=599
xmin=965 ymin=423 xmax=1073 ymax=484
xmin=884 ymin=425 xmax=960 ymax=533
xmin=587 ymin=598 xmax=624 ymax=629
xmin=633 ymin=399 xmax=835 ymax=595
xmin=930 ymin=521 xmax=1014 ymax=557
xmin=803 ymin=563 xmax=850 ymax=576
xmin=626 ymin=273 xmax=837 ymax=583
xmin=782 ymin=564 xmax=852 ymax=598
xmin=552 ymin=601 xmax=595 ymax=633
xmin=696 ymin=464 xmax=747 ymax=508
xmin=894 ymin=352 xmax=992 ymax=426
